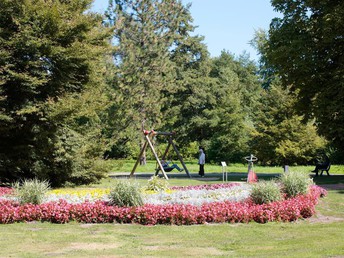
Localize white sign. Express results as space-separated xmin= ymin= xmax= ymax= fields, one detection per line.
xmin=221 ymin=161 xmax=227 ymax=167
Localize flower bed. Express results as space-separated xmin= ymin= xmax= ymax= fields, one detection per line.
xmin=0 ymin=187 xmax=13 ymax=196
xmin=45 ymin=189 xmax=111 ymax=204
xmin=170 ymin=183 xmax=241 ymax=191
xmin=144 ymin=183 xmax=251 ymax=206
xmin=0 ymin=184 xmax=327 ymax=225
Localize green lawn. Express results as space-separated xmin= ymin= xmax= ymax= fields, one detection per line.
xmin=0 ymin=189 xmax=343 ymax=257
xmin=109 ymin=159 xmax=344 ymax=175
xmin=107 ymin=160 xmax=344 ymax=186
xmin=1 ymin=165 xmax=343 ymax=257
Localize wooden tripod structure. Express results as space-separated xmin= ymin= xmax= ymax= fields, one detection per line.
xmin=130 ymin=130 xmax=191 ymax=179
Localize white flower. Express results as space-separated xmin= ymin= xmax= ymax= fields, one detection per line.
xmin=142 ymin=184 xmax=252 ymax=206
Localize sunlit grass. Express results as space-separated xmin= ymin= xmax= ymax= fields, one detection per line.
xmin=0 ymin=164 xmax=342 ymax=257
xmin=0 ymin=190 xmax=342 ymax=257
xmin=108 ymin=159 xmax=344 ymax=175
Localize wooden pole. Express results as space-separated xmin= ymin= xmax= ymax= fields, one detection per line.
xmin=170 ymin=137 xmax=191 ymax=178
xmin=154 ymin=131 xmax=175 ymax=136
xmin=130 ymin=140 xmax=148 ymax=177
xmin=146 ymin=135 xmax=169 ymax=179
xmin=131 ymin=129 xmax=190 ymax=179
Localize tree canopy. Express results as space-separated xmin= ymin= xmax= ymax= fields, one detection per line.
xmin=0 ymin=0 xmax=112 ymax=186
xmin=0 ymin=0 xmax=339 ymax=186
xmin=266 ymin=0 xmax=344 ymax=154
xmin=104 ymin=0 xmax=211 ymax=158
xmin=251 ymin=81 xmax=326 ymax=165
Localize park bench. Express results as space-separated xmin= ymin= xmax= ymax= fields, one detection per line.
xmin=315 ymin=162 xmax=331 ymax=176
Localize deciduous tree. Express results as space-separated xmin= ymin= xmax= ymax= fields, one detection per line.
xmin=266 ymin=0 xmax=344 ymax=154
xmin=251 ymin=82 xmax=326 ymax=165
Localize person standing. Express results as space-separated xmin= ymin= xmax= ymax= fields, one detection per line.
xmin=198 ymin=147 xmax=205 ymax=177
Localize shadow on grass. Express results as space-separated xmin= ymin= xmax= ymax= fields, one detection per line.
xmin=311 ymin=175 xmax=344 ymax=185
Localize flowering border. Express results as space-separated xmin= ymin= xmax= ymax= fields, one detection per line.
xmin=0 ymin=185 xmax=326 ymax=225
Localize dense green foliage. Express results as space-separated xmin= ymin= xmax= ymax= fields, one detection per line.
xmin=185 ymin=52 xmax=261 ymax=162
xmin=104 ymin=0 xmax=208 ymax=160
xmin=266 ymin=0 xmax=344 ymax=156
xmin=0 ymin=0 xmax=341 ymax=187
xmin=0 ymin=0 xmax=112 ymax=186
xmin=251 ymin=82 xmax=326 ymax=165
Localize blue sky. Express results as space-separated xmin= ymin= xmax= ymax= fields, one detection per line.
xmin=91 ymin=0 xmax=281 ymax=61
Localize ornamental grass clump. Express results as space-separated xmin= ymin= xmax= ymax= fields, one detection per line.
xmin=280 ymin=171 xmax=313 ymax=197
xmin=109 ymin=180 xmax=143 ymax=207
xmin=12 ymin=178 xmax=50 ymax=205
xmin=144 ymin=176 xmax=169 ymax=192
xmin=250 ymin=180 xmax=281 ymax=204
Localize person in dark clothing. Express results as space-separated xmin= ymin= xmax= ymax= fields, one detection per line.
xmin=160 ymin=160 xmax=184 ymax=172
xmin=198 ymin=147 xmax=205 ymax=177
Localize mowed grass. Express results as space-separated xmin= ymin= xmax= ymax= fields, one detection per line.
xmin=107 ymin=160 xmax=344 ymax=186
xmin=0 ymin=190 xmax=343 ymax=257
xmin=108 ymin=159 xmax=344 ymax=175
xmin=0 ymin=164 xmax=343 ymax=257
xmin=109 ymin=159 xmax=344 ymax=175
xmin=110 ymin=159 xmax=287 ymax=174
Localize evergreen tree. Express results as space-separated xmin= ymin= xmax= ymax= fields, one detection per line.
xmin=168 ymin=50 xmax=261 ymax=162
xmin=250 ymin=28 xmax=276 ymax=89
xmin=163 ymin=34 xmax=212 ymax=145
xmin=207 ymin=51 xmax=261 ymax=162
xmin=0 ymin=0 xmax=112 ymax=186
xmin=105 ymin=0 xmax=207 ymax=159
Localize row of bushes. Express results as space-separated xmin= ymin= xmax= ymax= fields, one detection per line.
xmin=0 ymin=186 xmax=326 ymax=225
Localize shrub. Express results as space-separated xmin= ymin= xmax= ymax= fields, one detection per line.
xmin=144 ymin=176 xmax=169 ymax=192
xmin=250 ymin=181 xmax=281 ymax=204
xmin=108 ymin=180 xmax=143 ymax=207
xmin=280 ymin=171 xmax=313 ymax=197
xmin=12 ymin=178 xmax=50 ymax=205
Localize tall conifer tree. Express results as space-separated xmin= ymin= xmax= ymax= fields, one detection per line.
xmin=0 ymin=0 xmax=112 ymax=186
xmin=105 ymin=0 xmax=208 ymax=159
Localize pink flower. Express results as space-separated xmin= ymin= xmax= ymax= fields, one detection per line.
xmin=0 ymin=185 xmax=326 ymax=225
